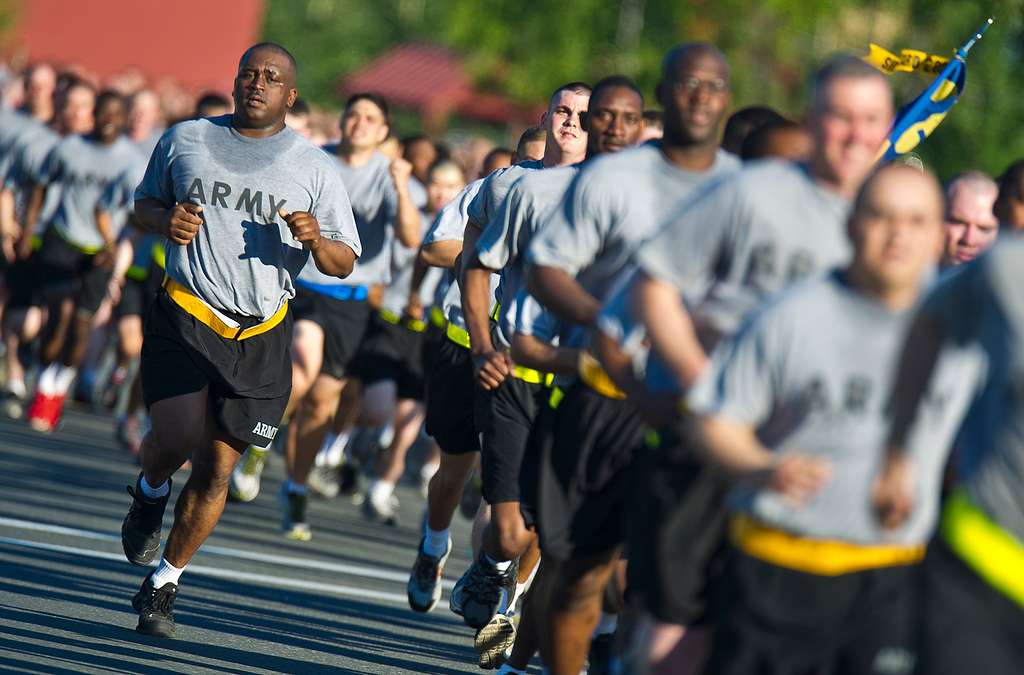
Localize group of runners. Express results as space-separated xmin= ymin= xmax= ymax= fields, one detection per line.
xmin=1 ymin=40 xmax=1022 ymax=675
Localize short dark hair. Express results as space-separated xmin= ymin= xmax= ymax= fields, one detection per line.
xmin=515 ymin=126 xmax=547 ymax=159
xmin=239 ymin=42 xmax=297 ymax=76
xmin=721 ymin=106 xmax=785 ymax=155
xmin=289 ymin=97 xmax=310 ymax=116
xmin=95 ymin=89 xmax=126 ymax=113
xmin=549 ymin=81 xmax=591 ymax=108
xmin=482 ymin=147 xmax=513 ymax=175
xmin=740 ymin=118 xmax=802 ymax=160
xmin=344 ymin=92 xmax=390 ymax=123
xmin=590 ymin=75 xmax=643 ymax=109
xmin=194 ymin=92 xmax=231 ymax=118
xmin=642 ymin=110 xmax=663 ymax=129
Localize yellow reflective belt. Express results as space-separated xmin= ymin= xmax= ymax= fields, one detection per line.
xmin=445 ymin=322 xmax=471 ymax=349
xmin=125 ymin=264 xmax=148 ymax=281
xmin=163 ymin=277 xmax=287 ymax=341
xmin=429 ymin=306 xmax=446 ymax=329
xmin=578 ymin=351 xmax=627 ymax=400
xmin=729 ymin=515 xmax=925 ymax=576
xmin=512 ymin=365 xmax=554 ymax=387
xmin=152 ymin=240 xmax=166 ymax=269
xmin=379 ymin=309 xmax=427 ymax=333
xmin=942 ymin=489 xmax=1024 ymax=608
xmin=549 ymin=386 xmax=565 ymax=409
xmin=490 ymin=302 xmax=500 ymax=321
xmin=53 ymin=225 xmax=103 ymax=254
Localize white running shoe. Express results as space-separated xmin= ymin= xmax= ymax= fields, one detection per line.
xmin=229 ymin=446 xmax=267 ymax=502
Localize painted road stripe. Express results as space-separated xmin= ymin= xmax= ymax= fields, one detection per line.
xmin=0 ymin=535 xmax=409 ymax=604
xmin=0 ymin=516 xmax=456 ymax=590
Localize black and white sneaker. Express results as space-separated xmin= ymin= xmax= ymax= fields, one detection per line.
xmin=121 ymin=474 xmax=170 ymax=566
xmin=132 ymin=571 xmax=177 ymax=638
xmin=407 ymin=537 xmax=451 ymax=613
xmin=474 ymin=612 xmax=516 ymax=669
xmin=451 ymin=554 xmax=519 ymax=630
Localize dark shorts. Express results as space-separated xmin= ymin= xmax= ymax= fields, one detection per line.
xmin=518 ymin=387 xmax=556 ymax=531
xmin=476 ymin=375 xmax=546 ymax=506
xmin=35 ymin=227 xmax=111 ymax=314
xmin=424 ymin=334 xmax=479 ymax=456
xmin=291 ymin=286 xmax=370 ymax=380
xmin=141 ymin=291 xmax=293 ymax=449
xmin=920 ymin=536 xmax=1024 ymax=675
xmin=537 ymin=380 xmax=646 ymax=561
xmin=4 ymin=254 xmax=40 ymax=309
xmin=626 ymin=420 xmax=730 ymax=626
xmin=116 ymin=270 xmax=163 ymax=320
xmin=708 ymin=551 xmax=922 ymax=675
xmin=349 ymin=313 xmax=426 ymax=400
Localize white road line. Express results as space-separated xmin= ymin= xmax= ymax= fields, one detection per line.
xmin=0 ymin=536 xmax=409 ymax=604
xmin=0 ymin=516 xmax=456 ymax=590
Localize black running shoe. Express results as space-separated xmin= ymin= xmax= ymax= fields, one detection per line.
xmin=121 ymin=474 xmax=170 ymax=566
xmin=132 ymin=571 xmax=177 ymax=638
xmin=453 ymin=554 xmax=519 ymax=630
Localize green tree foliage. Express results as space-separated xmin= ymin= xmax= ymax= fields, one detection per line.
xmin=263 ymin=0 xmax=1024 ymax=177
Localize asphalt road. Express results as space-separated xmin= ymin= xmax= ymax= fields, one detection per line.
xmin=0 ymin=407 xmax=501 ymax=674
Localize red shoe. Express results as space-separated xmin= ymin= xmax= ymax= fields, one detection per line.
xmin=26 ymin=391 xmax=55 ymax=432
xmin=47 ymin=393 xmax=66 ymax=430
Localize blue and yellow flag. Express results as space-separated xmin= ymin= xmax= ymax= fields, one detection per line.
xmin=873 ymin=18 xmax=993 ymax=162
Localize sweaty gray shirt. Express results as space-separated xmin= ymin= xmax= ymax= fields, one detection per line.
xmin=40 ymin=134 xmax=143 ymax=249
xmin=299 ymin=149 xmax=396 ymax=288
xmin=528 ymin=142 xmax=740 ymax=346
xmin=689 ymin=271 xmax=978 ymax=545
xmin=477 ymin=164 xmax=580 ymax=347
xmin=920 ymin=237 xmax=1024 ymax=542
xmin=135 ymin=115 xmax=360 ymax=320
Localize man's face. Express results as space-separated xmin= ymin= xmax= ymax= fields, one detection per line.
xmin=95 ymin=98 xmax=126 ymax=144
xmin=543 ymin=89 xmax=589 ymax=159
xmin=426 ymin=166 xmax=465 ymax=213
xmin=660 ymin=51 xmax=731 ymax=146
xmin=850 ymin=168 xmax=944 ymax=291
xmin=233 ymin=48 xmax=296 ymax=129
xmin=811 ymin=76 xmax=893 ymax=189
xmin=60 ymin=86 xmax=95 ymax=135
xmin=406 ymin=139 xmax=437 ymax=183
xmin=341 ymin=99 xmax=389 ymax=152
xmin=129 ymin=91 xmax=161 ymax=138
xmin=585 ymin=86 xmax=643 ymax=155
xmin=942 ymin=183 xmax=999 ymax=266
xmin=27 ymin=66 xmax=56 ymax=114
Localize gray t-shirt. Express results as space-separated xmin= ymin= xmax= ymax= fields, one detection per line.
xmin=477 ymin=164 xmax=580 ymax=347
xmin=467 ymin=159 xmax=544 ymax=229
xmin=528 ymin=142 xmax=740 ymax=347
xmin=40 ymin=134 xmax=143 ymax=249
xmin=135 ymin=115 xmax=360 ymax=320
xmin=5 ymin=121 xmax=60 ymax=229
xmin=380 ymin=210 xmax=444 ymax=315
xmin=299 ymin=148 xmax=396 ymax=288
xmin=0 ymin=110 xmax=39 ymax=182
xmin=921 ymin=237 xmax=1024 ymax=542
xmin=97 ymin=157 xmax=149 ymax=238
xmin=689 ymin=271 xmax=977 ymax=545
xmin=638 ymin=160 xmax=852 ymax=349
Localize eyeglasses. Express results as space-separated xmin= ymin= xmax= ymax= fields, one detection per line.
xmin=673 ymin=77 xmax=730 ymax=95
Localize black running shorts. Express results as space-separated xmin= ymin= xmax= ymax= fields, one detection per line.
xmin=291 ymin=286 xmax=370 ymax=380
xmin=518 ymin=388 xmax=556 ymax=530
xmin=349 ymin=313 xmax=426 ymax=400
xmin=35 ymin=226 xmax=111 ymax=314
xmin=537 ymin=380 xmax=646 ymax=561
xmin=626 ymin=419 xmax=731 ymax=626
xmin=476 ymin=375 xmax=546 ymax=505
xmin=141 ymin=290 xmax=293 ymax=449
xmin=424 ymin=335 xmax=479 ymax=456
xmin=4 ymin=255 xmax=40 ymax=309
xmin=918 ymin=536 xmax=1024 ymax=675
xmin=708 ymin=551 xmax=922 ymax=675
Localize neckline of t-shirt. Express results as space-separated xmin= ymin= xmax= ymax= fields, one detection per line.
xmin=226 ymin=120 xmax=292 ymax=145
xmin=652 ymin=142 xmax=725 ymax=179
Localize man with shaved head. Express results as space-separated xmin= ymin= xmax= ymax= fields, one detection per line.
xmin=128 ymin=88 xmax=165 ymax=157
xmin=940 ymin=170 xmax=999 ymax=269
xmin=693 ymin=164 xmax=954 ymax=674
xmin=119 ymin=42 xmax=360 ymax=638
xmin=524 ymin=43 xmax=739 ymax=674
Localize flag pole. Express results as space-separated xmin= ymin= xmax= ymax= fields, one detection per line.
xmin=958 ymin=17 xmax=994 ymax=59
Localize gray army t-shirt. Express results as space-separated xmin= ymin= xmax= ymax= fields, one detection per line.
xmin=40 ymin=134 xmax=143 ymax=250
xmin=380 ymin=210 xmax=444 ymax=316
xmin=477 ymin=164 xmax=580 ymax=347
xmin=299 ymin=148 xmax=396 ymax=288
xmin=528 ymin=142 xmax=740 ymax=347
xmin=135 ymin=115 xmax=360 ymax=320
xmin=688 ymin=271 xmax=978 ymax=545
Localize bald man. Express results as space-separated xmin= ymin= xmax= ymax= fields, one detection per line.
xmin=941 ymin=171 xmax=999 ymax=268
xmin=120 ymin=43 xmax=360 ymax=637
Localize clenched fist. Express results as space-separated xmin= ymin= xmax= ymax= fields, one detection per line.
xmin=165 ymin=203 xmax=204 ymax=245
xmin=280 ymin=208 xmax=322 ymax=252
xmin=389 ymin=157 xmax=413 ymax=188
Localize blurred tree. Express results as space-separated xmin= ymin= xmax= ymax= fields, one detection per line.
xmin=263 ymin=0 xmax=1024 ymax=178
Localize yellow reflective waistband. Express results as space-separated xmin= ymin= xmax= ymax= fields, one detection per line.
xmin=125 ymin=264 xmax=148 ymax=281
xmin=152 ymin=241 xmax=166 ymax=269
xmin=429 ymin=306 xmax=446 ymax=329
xmin=729 ymin=515 xmax=925 ymax=576
xmin=446 ymin=322 xmax=471 ymax=349
xmin=53 ymin=225 xmax=103 ymax=254
xmin=512 ymin=365 xmax=554 ymax=387
xmin=163 ymin=277 xmax=287 ymax=341
xmin=549 ymin=386 xmax=565 ymax=409
xmin=578 ymin=351 xmax=626 ymax=400
xmin=490 ymin=302 xmax=500 ymax=321
xmin=379 ymin=309 xmax=427 ymax=333
xmin=942 ymin=489 xmax=1024 ymax=608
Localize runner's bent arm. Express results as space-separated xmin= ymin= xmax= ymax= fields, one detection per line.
xmin=526 ymin=265 xmax=600 ymax=326
xmin=632 ymin=271 xmax=708 ymax=391
xmin=420 ymin=240 xmax=462 ymax=268
xmin=391 ymin=158 xmax=422 ymax=248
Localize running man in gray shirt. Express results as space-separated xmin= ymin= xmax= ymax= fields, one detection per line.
xmin=120 ymin=43 xmax=359 ymax=640
xmin=694 ymin=164 xmax=954 ymax=675
xmin=875 ymin=236 xmax=1024 ymax=674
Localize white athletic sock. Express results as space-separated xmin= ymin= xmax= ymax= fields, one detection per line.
xmin=377 ymin=422 xmax=394 ymax=449
xmin=284 ymin=479 xmax=308 ymax=495
xmin=6 ymin=377 xmax=25 ymax=399
xmin=593 ymin=611 xmax=618 ymax=636
xmin=140 ymin=475 xmax=169 ymax=499
xmin=54 ymin=366 xmax=77 ymax=396
xmin=150 ymin=558 xmax=184 ymax=588
xmin=369 ymin=479 xmax=394 ymax=504
xmin=484 ymin=553 xmax=512 ymax=573
xmin=422 ymin=526 xmax=450 ymax=557
xmin=313 ymin=432 xmax=338 ymax=468
xmin=37 ymin=363 xmax=60 ymax=396
xmin=507 ymin=556 xmax=540 ymax=616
